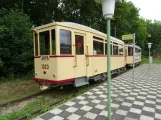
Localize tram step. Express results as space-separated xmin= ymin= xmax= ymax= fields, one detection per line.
xmin=73 ymin=77 xmax=89 ymax=87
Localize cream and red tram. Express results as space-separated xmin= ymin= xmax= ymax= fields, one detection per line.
xmin=125 ymin=44 xmax=142 ymax=67
xmin=32 ymin=22 xmax=127 ymax=89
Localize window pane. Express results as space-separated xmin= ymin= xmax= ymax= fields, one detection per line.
xmin=105 ymin=43 xmax=112 ymax=55
xmin=137 ymin=48 xmax=141 ymax=53
xmin=93 ymin=36 xmax=103 ymax=41
xmin=113 ymin=45 xmax=118 ymax=55
xmin=119 ymin=45 xmax=123 ymax=55
xmin=105 ymin=43 xmax=107 ymax=55
xmin=34 ymin=33 xmax=38 ymax=56
xmin=60 ymin=29 xmax=71 ymax=54
xmin=51 ymin=29 xmax=56 ymax=55
xmin=75 ymin=35 xmax=84 ymax=55
xmin=135 ymin=48 xmax=141 ymax=53
xmin=39 ymin=31 xmax=50 ymax=55
xmin=111 ymin=44 xmax=112 ymax=55
xmin=93 ymin=41 xmax=103 ymax=54
xmin=128 ymin=47 xmax=133 ymax=56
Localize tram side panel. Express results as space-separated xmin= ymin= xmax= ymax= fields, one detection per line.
xmin=111 ymin=56 xmax=125 ymax=70
xmin=93 ymin=56 xmax=106 ymax=75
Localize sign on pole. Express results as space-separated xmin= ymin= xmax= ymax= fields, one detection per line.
xmin=122 ymin=33 xmax=135 ymax=87
xmin=122 ymin=34 xmax=133 ymax=40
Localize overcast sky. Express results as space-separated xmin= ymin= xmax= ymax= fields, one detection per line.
xmin=126 ymin=0 xmax=161 ymax=21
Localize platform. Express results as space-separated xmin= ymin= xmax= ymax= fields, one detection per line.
xmin=34 ymin=64 xmax=161 ymax=120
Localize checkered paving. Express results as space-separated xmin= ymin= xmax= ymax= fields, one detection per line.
xmin=34 ymin=64 xmax=161 ymax=120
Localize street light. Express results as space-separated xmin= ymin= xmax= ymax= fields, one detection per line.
xmin=147 ymin=43 xmax=152 ymax=70
xmin=95 ymin=0 xmax=118 ymax=120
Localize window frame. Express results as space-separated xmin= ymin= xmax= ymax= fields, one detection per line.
xmin=93 ymin=36 xmax=104 ymax=55
xmin=128 ymin=47 xmax=133 ymax=56
xmin=119 ymin=44 xmax=124 ymax=56
xmin=59 ymin=29 xmax=72 ymax=55
xmin=75 ymin=34 xmax=84 ymax=55
xmin=93 ymin=40 xmax=104 ymax=55
xmin=39 ymin=30 xmax=50 ymax=56
xmin=51 ymin=29 xmax=56 ymax=55
xmin=113 ymin=42 xmax=119 ymax=55
xmin=111 ymin=42 xmax=113 ymax=55
xmin=34 ymin=32 xmax=38 ymax=56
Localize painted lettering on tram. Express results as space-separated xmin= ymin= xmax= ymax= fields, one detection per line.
xmin=42 ymin=64 xmax=49 ymax=69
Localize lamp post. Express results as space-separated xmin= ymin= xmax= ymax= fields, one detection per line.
xmin=147 ymin=43 xmax=152 ymax=70
xmin=95 ymin=0 xmax=117 ymax=119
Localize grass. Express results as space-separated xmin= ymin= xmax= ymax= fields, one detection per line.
xmin=0 ymin=98 xmax=47 ymax=120
xmin=142 ymin=57 xmax=161 ymax=64
xmin=0 ymin=80 xmax=41 ymax=105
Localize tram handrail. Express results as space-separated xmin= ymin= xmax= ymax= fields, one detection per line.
xmin=86 ymin=46 xmax=89 ymax=66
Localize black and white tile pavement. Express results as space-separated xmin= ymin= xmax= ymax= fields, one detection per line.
xmin=34 ymin=64 xmax=161 ymax=120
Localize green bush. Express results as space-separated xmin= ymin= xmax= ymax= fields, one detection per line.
xmin=0 ymin=59 xmax=3 ymax=68
xmin=0 ymin=8 xmax=33 ymax=80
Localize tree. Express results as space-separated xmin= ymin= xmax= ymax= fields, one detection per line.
xmin=0 ymin=8 xmax=33 ymax=77
xmin=146 ymin=20 xmax=161 ymax=55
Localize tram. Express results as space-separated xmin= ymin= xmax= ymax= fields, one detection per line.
xmin=125 ymin=44 xmax=142 ymax=67
xmin=32 ymin=22 xmax=141 ymax=90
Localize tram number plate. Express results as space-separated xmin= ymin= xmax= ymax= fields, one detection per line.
xmin=41 ymin=56 xmax=49 ymax=60
xmin=42 ymin=64 xmax=49 ymax=69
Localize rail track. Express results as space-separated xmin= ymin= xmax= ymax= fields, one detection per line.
xmin=15 ymin=97 xmax=66 ymax=120
xmin=0 ymin=88 xmax=53 ymax=108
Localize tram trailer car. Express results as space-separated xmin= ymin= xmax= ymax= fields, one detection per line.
xmin=32 ymin=22 xmax=141 ymax=90
xmin=125 ymin=44 xmax=142 ymax=67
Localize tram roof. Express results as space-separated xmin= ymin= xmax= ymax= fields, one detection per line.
xmin=34 ymin=22 xmax=124 ymax=44
xmin=125 ymin=44 xmax=141 ymax=49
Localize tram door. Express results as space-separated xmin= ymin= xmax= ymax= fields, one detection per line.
xmin=74 ymin=33 xmax=87 ymax=78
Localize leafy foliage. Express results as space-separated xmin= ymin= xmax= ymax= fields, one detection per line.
xmin=146 ymin=20 xmax=161 ymax=55
xmin=0 ymin=9 xmax=33 ymax=77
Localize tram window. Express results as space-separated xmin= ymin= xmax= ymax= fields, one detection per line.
xmin=113 ymin=45 xmax=118 ymax=55
xmin=138 ymin=49 xmax=141 ymax=53
xmin=34 ymin=33 xmax=38 ymax=56
xmin=111 ymin=44 xmax=112 ymax=55
xmin=105 ymin=43 xmax=112 ymax=55
xmin=128 ymin=47 xmax=133 ymax=56
xmin=75 ymin=35 xmax=84 ymax=55
xmin=51 ymin=29 xmax=56 ymax=55
xmin=119 ymin=45 xmax=123 ymax=55
xmin=39 ymin=31 xmax=50 ymax=55
xmin=93 ymin=41 xmax=103 ymax=54
xmin=136 ymin=48 xmax=141 ymax=53
xmin=105 ymin=43 xmax=107 ymax=55
xmin=93 ymin=36 xmax=103 ymax=41
xmin=60 ymin=29 xmax=71 ymax=54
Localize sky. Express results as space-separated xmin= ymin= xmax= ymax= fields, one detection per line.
xmin=126 ymin=0 xmax=161 ymax=21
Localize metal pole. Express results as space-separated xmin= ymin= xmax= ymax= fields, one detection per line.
xmin=107 ymin=20 xmax=111 ymax=120
xmin=149 ymin=48 xmax=150 ymax=70
xmin=133 ymin=33 xmax=135 ymax=87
